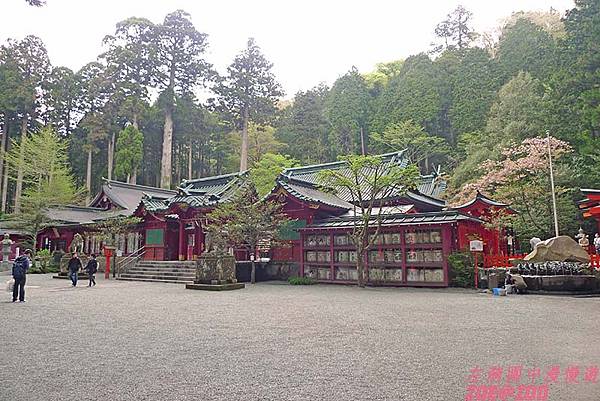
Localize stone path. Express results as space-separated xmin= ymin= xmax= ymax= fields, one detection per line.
xmin=0 ymin=273 xmax=599 ymax=400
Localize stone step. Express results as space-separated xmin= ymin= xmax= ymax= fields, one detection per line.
xmin=119 ymin=273 xmax=194 ymax=281
xmin=126 ymin=270 xmax=195 ymax=277
xmin=116 ymin=277 xmax=193 ymax=284
xmin=136 ymin=261 xmax=196 ymax=267
xmin=128 ymin=267 xmax=196 ymax=274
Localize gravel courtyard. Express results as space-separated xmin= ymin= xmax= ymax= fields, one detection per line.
xmin=0 ymin=273 xmax=599 ymax=401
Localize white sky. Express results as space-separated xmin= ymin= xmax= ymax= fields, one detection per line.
xmin=2 ymin=0 xmax=575 ymax=98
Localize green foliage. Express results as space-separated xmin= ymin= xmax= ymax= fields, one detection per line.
xmin=215 ymin=38 xmax=283 ymax=129
xmin=485 ymin=71 xmax=545 ymax=147
xmin=371 ymin=119 xmax=450 ymax=166
xmin=114 ymin=125 xmax=143 ymax=181
xmin=275 ymin=84 xmax=331 ymax=164
xmin=326 ymin=67 xmax=371 ymax=156
xmin=373 ymin=54 xmax=442 ymax=139
xmin=288 ymin=276 xmax=316 ymax=285
xmin=448 ymin=252 xmax=474 ymax=288
xmin=496 ymin=18 xmax=558 ymax=81
xmin=205 ymin=182 xmax=290 ymax=253
xmin=4 ymin=127 xmax=81 ymax=249
xmin=250 ymin=153 xmax=298 ymax=197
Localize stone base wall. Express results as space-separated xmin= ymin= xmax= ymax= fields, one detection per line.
xmin=195 ymin=254 xmax=237 ymax=284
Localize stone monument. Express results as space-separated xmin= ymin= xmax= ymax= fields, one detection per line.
xmin=70 ymin=233 xmax=84 ymax=254
xmin=186 ymin=231 xmax=244 ymax=291
xmin=1 ymin=233 xmax=13 ymax=271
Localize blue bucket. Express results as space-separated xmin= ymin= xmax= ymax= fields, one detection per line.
xmin=492 ymin=288 xmax=502 ymax=296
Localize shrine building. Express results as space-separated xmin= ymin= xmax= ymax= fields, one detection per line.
xmin=37 ymin=151 xmax=513 ymax=287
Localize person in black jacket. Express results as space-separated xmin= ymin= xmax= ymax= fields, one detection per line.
xmin=85 ymin=254 xmax=98 ymax=287
xmin=12 ymin=249 xmax=32 ymax=302
xmin=67 ymin=253 xmax=82 ymax=287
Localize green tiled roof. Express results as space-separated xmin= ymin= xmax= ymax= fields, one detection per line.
xmin=279 ymin=181 xmax=353 ymax=210
xmin=138 ymin=171 xmax=250 ymax=213
xmin=277 ymin=151 xmax=446 ymax=209
xmin=304 ymin=211 xmax=482 ymax=229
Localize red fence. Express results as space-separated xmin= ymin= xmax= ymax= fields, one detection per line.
xmin=482 ymin=254 xmax=526 ymax=268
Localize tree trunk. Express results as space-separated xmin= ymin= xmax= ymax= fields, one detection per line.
xmin=126 ymin=173 xmax=131 ymax=183
xmin=14 ymin=117 xmax=28 ymax=214
xmin=131 ymin=166 xmax=137 ymax=184
xmin=86 ymin=147 xmax=92 ymax=205
xmin=1 ymin=172 xmax=8 ymax=214
xmin=132 ymin=113 xmax=139 ymax=130
xmin=239 ymin=105 xmax=249 ymax=171
xmin=251 ymin=260 xmax=256 ymax=284
xmin=356 ymin=244 xmax=366 ymax=288
xmin=0 ymin=114 xmax=8 ymax=212
xmin=160 ymin=108 xmax=173 ymax=189
xmin=188 ymin=138 xmax=193 ymax=180
xmin=360 ymin=126 xmax=366 ymax=155
xmin=107 ymin=132 xmax=115 ymax=181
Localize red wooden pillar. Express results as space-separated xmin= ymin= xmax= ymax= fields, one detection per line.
xmin=300 ymin=231 xmax=305 ymax=277
xmin=442 ymin=224 xmax=452 ymax=287
xmin=178 ymin=220 xmax=185 ymax=261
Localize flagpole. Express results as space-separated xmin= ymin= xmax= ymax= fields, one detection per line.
xmin=547 ymin=130 xmax=559 ymax=237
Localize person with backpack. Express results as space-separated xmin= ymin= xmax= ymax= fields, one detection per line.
xmin=85 ymin=254 xmax=98 ymax=287
xmin=12 ymin=249 xmax=32 ymax=303
xmin=67 ymin=252 xmax=82 ymax=287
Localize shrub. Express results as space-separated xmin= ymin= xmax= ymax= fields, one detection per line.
xmin=448 ymin=252 xmax=474 ymax=288
xmin=288 ymin=276 xmax=316 ymax=285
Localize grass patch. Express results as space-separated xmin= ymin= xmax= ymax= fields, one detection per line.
xmin=288 ymin=276 xmax=316 ymax=285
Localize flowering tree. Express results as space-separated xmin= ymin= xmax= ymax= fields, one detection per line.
xmin=453 ymin=136 xmax=577 ymax=239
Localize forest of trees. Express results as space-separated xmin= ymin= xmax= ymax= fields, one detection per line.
xmin=1 ymin=0 xmax=600 ymax=239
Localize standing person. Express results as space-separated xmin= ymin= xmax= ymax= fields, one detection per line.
xmin=67 ymin=252 xmax=82 ymax=287
xmin=12 ymin=249 xmax=32 ymax=303
xmin=594 ymin=233 xmax=600 ymax=255
xmin=85 ymin=254 xmax=98 ymax=287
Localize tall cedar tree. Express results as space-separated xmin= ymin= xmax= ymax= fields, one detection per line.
xmin=318 ymin=155 xmax=419 ymax=287
xmin=152 ymin=10 xmax=212 ymax=189
xmin=215 ymin=38 xmax=283 ymax=172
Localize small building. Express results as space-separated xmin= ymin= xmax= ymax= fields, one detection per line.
xmin=37 ymin=179 xmax=176 ymax=255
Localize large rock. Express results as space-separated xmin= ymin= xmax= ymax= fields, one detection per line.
xmin=523 ymin=236 xmax=590 ymax=263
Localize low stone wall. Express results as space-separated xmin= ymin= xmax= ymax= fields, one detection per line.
xmin=522 ymin=275 xmax=599 ymax=292
xmin=234 ymin=261 xmax=299 ymax=282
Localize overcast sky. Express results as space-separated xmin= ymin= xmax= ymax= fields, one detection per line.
xmin=2 ymin=0 xmax=575 ymax=98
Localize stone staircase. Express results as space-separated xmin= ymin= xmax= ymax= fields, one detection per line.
xmin=117 ymin=260 xmax=196 ymax=284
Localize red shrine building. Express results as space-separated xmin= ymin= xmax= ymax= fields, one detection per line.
xmin=37 ymin=151 xmax=513 ymax=287
xmin=579 ymin=189 xmax=600 ymax=232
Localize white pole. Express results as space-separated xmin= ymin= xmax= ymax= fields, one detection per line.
xmin=547 ymin=131 xmax=559 ymax=237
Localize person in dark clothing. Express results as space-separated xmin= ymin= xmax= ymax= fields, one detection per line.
xmin=67 ymin=253 xmax=82 ymax=287
xmin=12 ymin=249 xmax=32 ymax=303
xmin=85 ymin=254 xmax=98 ymax=287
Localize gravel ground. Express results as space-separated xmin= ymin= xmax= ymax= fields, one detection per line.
xmin=0 ymin=272 xmax=599 ymax=401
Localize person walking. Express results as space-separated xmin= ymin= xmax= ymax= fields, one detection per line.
xmin=85 ymin=254 xmax=98 ymax=287
xmin=12 ymin=249 xmax=32 ymax=302
xmin=594 ymin=233 xmax=600 ymax=255
xmin=67 ymin=252 xmax=82 ymax=287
